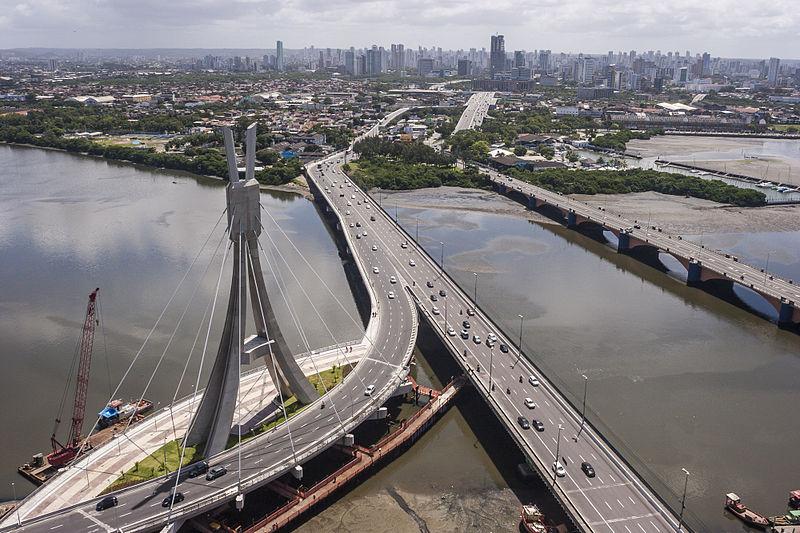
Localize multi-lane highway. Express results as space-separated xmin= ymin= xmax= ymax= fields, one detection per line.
xmin=310 ymin=149 xmax=683 ymax=532
xmin=481 ymin=164 xmax=800 ymax=325
xmin=4 ymin=118 xmax=417 ymax=532
xmin=453 ymin=91 xmax=495 ymax=132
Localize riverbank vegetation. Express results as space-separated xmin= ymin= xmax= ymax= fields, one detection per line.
xmin=506 ymin=167 xmax=766 ymax=207
xmin=589 ymin=128 xmax=664 ymax=151
xmin=0 ymin=105 xmax=302 ymax=185
xmin=349 ymin=137 xmax=488 ymax=189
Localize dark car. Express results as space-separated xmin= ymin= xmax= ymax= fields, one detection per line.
xmin=205 ymin=465 xmax=228 ymax=481
xmin=517 ymin=416 xmax=530 ymax=430
xmin=370 ymin=215 xmax=376 ymax=221
xmin=532 ymin=419 xmax=545 ymax=432
xmin=188 ymin=461 xmax=209 ymax=478
xmin=430 ymin=294 xmax=438 ymax=302
xmin=426 ymin=281 xmax=434 ymax=288
xmin=462 ymin=320 xmax=470 ymax=329
xmin=499 ymin=344 xmax=509 ymax=353
xmin=439 ymin=289 xmax=446 ymax=297
xmin=581 ymin=462 xmax=596 ymax=477
xmin=96 ymin=496 xmax=118 ymax=512
xmin=162 ymin=492 xmax=185 ymax=507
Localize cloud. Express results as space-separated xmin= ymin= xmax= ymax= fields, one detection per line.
xmin=0 ymin=0 xmax=797 ymax=57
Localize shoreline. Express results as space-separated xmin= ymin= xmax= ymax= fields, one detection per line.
xmin=0 ymin=141 xmax=309 ymax=198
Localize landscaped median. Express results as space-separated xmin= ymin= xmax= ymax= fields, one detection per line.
xmin=102 ymin=364 xmax=352 ymax=493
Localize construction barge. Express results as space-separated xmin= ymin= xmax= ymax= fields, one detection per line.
xmin=18 ymin=398 xmax=153 ymax=486
xmin=17 ymin=288 xmax=154 ymax=486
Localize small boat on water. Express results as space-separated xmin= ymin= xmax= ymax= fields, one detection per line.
xmin=725 ymin=493 xmax=769 ymax=530
xmin=520 ymin=505 xmax=549 ymax=533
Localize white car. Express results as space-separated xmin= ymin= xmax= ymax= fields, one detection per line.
xmin=388 ymin=291 xmax=395 ymax=299
xmin=487 ymin=333 xmax=497 ymax=342
xmin=432 ymin=306 xmax=440 ymax=315
xmin=346 ymin=210 xmax=351 ymax=216
xmin=409 ymin=259 xmax=416 ymax=267
xmin=351 ymin=195 xmax=356 ymax=199
xmin=447 ymin=326 xmax=456 ymax=336
xmin=365 ymin=204 xmax=371 ymax=209
xmin=528 ymin=375 xmax=540 ymax=387
xmin=389 ymin=276 xmax=397 ymax=284
xmin=552 ymin=461 xmax=566 ymax=478
xmin=524 ymin=398 xmax=535 ymax=409
xmin=372 ymin=245 xmax=378 ymax=251
xmin=372 ymin=267 xmax=380 ymax=274
xmin=347 ymin=201 xmax=352 ymax=206
xmin=349 ymin=222 xmax=355 ymax=228
xmin=362 ymin=231 xmax=367 ymax=237
xmin=364 ymin=385 xmax=375 ymax=396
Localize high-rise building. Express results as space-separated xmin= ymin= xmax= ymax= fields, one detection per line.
xmin=538 ymin=50 xmax=551 ymax=72
xmin=276 ymin=40 xmax=285 ymax=71
xmin=490 ymin=34 xmax=506 ymax=77
xmin=514 ymin=50 xmax=525 ymax=68
xmin=417 ymin=57 xmax=434 ymax=76
xmin=457 ymin=59 xmax=473 ymax=76
xmin=579 ymin=57 xmax=596 ymax=84
xmin=366 ymin=46 xmax=384 ymax=76
xmin=768 ymin=57 xmax=780 ymax=86
xmin=701 ymin=52 xmax=711 ymax=77
xmin=344 ymin=49 xmax=355 ymax=75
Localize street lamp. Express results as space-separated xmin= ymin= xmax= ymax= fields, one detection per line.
xmin=473 ymin=272 xmax=478 ymax=309
xmin=576 ymin=374 xmax=588 ymax=440
xmin=11 ymin=482 xmax=20 ymax=526
xmin=415 ymin=217 xmax=419 ymax=241
xmin=440 ymin=242 xmax=445 ymax=273
xmin=553 ymin=424 xmax=564 ymax=484
xmin=678 ymin=468 xmax=690 ymax=531
xmin=488 ymin=345 xmax=495 ymax=395
xmin=764 ymin=250 xmax=774 ymax=286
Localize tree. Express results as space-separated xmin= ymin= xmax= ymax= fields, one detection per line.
xmin=303 ymin=144 xmax=322 ymax=153
xmin=469 ymin=140 xmax=491 ymax=160
xmin=537 ymin=145 xmax=555 ymax=160
xmin=256 ymin=149 xmax=280 ymax=165
xmin=566 ymin=151 xmax=580 ymax=163
xmin=513 ymin=146 xmax=527 ymax=156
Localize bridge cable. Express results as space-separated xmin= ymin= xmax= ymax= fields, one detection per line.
xmin=168 ymin=217 xmax=235 ymax=515
xmin=69 ymin=208 xmax=228 ymax=466
xmin=253 ymin=232 xmax=350 ymax=435
xmin=246 ymin=239 xmax=300 ymax=466
xmin=257 ymin=204 xmax=395 ymax=369
xmin=255 ymin=215 xmax=378 ymax=389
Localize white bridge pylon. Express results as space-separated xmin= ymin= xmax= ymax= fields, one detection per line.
xmin=185 ymin=123 xmax=318 ymax=458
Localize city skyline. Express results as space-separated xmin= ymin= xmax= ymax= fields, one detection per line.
xmin=0 ymin=0 xmax=798 ymax=58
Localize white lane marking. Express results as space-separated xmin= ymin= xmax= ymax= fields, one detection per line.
xmin=650 ymin=520 xmax=661 ymax=532
xmin=617 ymin=498 xmax=625 ymax=508
xmin=77 ymin=509 xmax=114 ymax=532
xmin=628 ymin=496 xmax=636 ymax=505
xmin=605 ymin=501 xmax=613 ymax=511
xmin=637 ymin=523 xmax=647 ymax=533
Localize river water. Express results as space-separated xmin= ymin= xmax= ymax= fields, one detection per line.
xmin=1 ymin=145 xmax=799 ymax=532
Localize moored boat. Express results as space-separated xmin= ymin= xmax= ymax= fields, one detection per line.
xmin=725 ymin=493 xmax=769 ymax=530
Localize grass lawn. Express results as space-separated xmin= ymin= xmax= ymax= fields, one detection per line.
xmin=103 ymin=440 xmax=200 ymax=493
xmin=104 ymin=364 xmax=352 ymax=492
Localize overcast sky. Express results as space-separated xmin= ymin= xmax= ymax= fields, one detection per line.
xmin=0 ymin=0 xmax=797 ymax=58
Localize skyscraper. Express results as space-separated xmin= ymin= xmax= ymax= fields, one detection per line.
xmin=701 ymin=52 xmax=711 ymax=77
xmin=344 ymin=50 xmax=355 ymax=75
xmin=490 ymin=34 xmax=505 ymax=77
xmin=768 ymin=57 xmax=780 ymax=86
xmin=276 ymin=40 xmax=285 ymax=72
xmin=514 ymin=50 xmax=525 ymax=68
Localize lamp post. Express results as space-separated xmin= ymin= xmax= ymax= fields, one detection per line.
xmin=678 ymin=468 xmax=690 ymax=531
xmin=473 ymin=272 xmax=478 ymax=310
xmin=489 ymin=345 xmax=495 ymax=394
xmin=553 ymin=424 xmax=564 ymax=484
xmin=11 ymin=482 xmax=20 ymax=526
xmin=415 ymin=217 xmax=419 ymax=241
xmin=764 ymin=251 xmax=773 ymax=286
xmin=440 ymin=242 xmax=445 ymax=273
xmin=576 ymin=374 xmax=588 ymax=440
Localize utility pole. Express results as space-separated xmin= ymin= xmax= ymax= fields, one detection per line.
xmin=440 ymin=242 xmax=445 ymax=273
xmin=678 ymin=468 xmax=690 ymax=531
xmin=473 ymin=272 xmax=478 ymax=310
xmin=415 ymin=218 xmax=419 ymax=241
xmin=576 ymin=374 xmax=588 ymax=440
xmin=553 ymin=424 xmax=564 ymax=484
xmin=489 ymin=345 xmax=494 ymax=394
xmin=11 ymin=482 xmax=20 ymax=526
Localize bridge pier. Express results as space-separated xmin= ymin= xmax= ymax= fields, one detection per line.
xmin=617 ymin=232 xmax=630 ymax=253
xmin=567 ymin=211 xmax=577 ymax=227
xmin=778 ymin=301 xmax=797 ymax=330
xmin=527 ymin=194 xmax=536 ymax=210
xmin=686 ymin=259 xmax=702 ymax=286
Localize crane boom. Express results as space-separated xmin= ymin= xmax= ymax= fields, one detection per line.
xmin=48 ymin=288 xmax=99 ymax=468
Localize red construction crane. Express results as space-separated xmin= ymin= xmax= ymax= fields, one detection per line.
xmin=48 ymin=288 xmax=100 ymax=468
